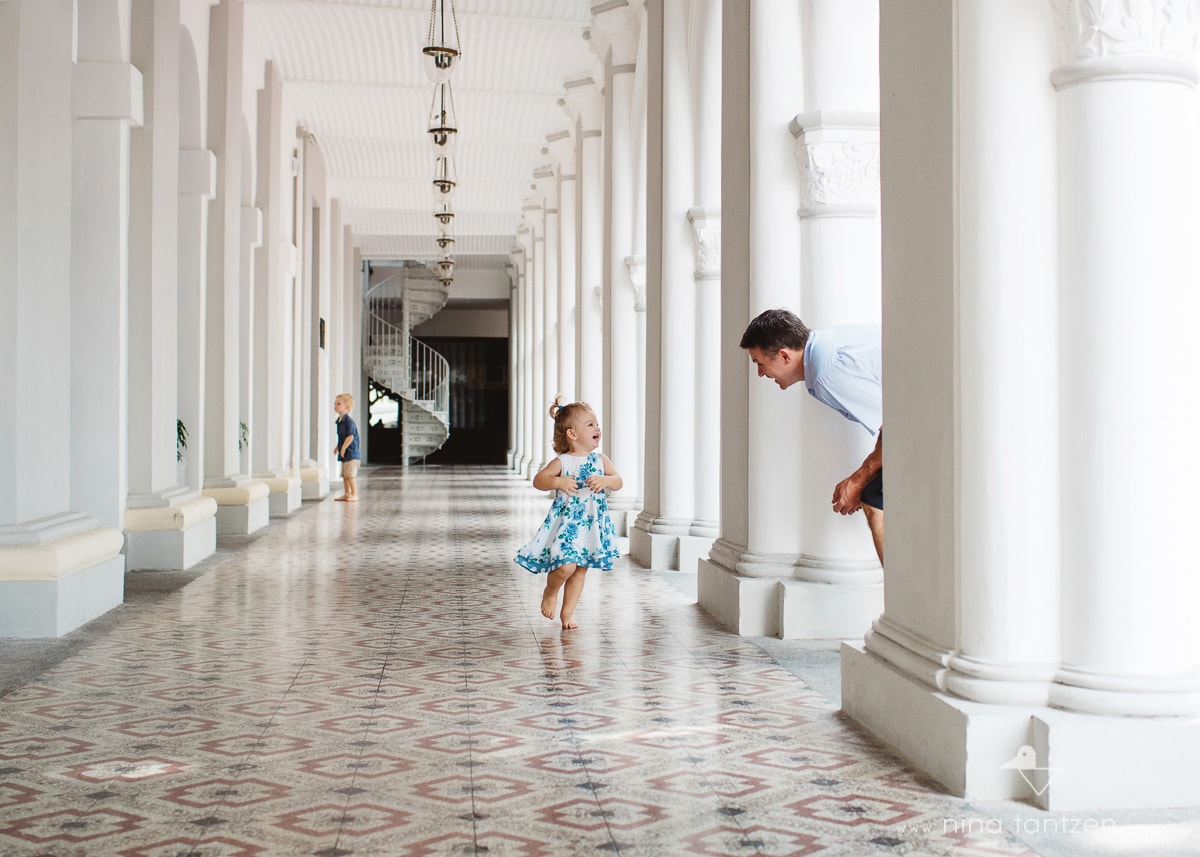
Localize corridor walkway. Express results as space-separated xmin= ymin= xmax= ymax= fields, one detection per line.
xmin=0 ymin=467 xmax=1186 ymax=856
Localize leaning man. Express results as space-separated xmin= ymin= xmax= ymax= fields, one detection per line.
xmin=740 ymin=308 xmax=884 ymax=563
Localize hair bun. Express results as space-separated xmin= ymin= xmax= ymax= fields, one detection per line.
xmin=548 ymin=394 xmax=565 ymax=419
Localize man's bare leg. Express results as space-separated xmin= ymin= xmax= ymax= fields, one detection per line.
xmin=863 ymin=505 xmax=884 ymax=564
xmin=559 ymin=567 xmax=588 ymax=630
xmin=541 ymin=564 xmax=576 ymax=619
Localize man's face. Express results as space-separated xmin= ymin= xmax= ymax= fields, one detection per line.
xmin=746 ymin=346 xmax=804 ymax=390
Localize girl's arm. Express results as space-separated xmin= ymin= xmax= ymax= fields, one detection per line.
xmin=532 ymin=458 xmax=575 ymax=493
xmin=586 ymin=455 xmax=623 ymax=493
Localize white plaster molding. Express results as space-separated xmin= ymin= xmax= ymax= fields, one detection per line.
xmin=790 ymin=113 xmax=880 ymax=217
xmin=0 ymin=527 xmax=124 ymax=581
xmin=0 ymin=513 xmax=99 ymax=546
xmin=591 ymin=0 xmax=642 ymax=66
xmin=625 ymin=255 xmax=646 ymax=311
xmin=546 ymin=128 xmax=576 ymax=174
xmin=73 ymin=62 xmax=144 ymax=126
xmin=1051 ymin=0 xmax=1200 ymax=65
xmin=242 ymin=206 xmax=263 ymax=249
xmin=687 ymin=206 xmax=721 ymax=279
xmin=178 ymin=149 xmax=218 ymax=199
xmin=562 ymin=77 xmax=604 ymax=131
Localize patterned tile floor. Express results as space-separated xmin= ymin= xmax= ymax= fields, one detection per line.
xmin=1 ymin=466 xmax=1196 ymax=856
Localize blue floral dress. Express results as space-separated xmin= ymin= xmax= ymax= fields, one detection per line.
xmin=515 ymin=451 xmax=620 ymax=574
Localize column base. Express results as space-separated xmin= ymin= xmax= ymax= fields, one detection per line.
xmin=202 ymin=481 xmax=270 ymax=536
xmin=630 ymin=526 xmax=715 ymax=573
xmin=677 ymin=535 xmax=715 ymax=574
xmin=124 ymin=495 xmax=218 ymax=570
xmin=0 ymin=527 xmax=125 ymax=637
xmin=697 ymin=558 xmax=780 ymax=637
xmin=779 ymin=580 xmax=882 ymax=639
xmin=629 ymin=526 xmax=677 ymax=570
xmin=263 ymin=476 xmax=302 ymax=517
xmin=841 ymin=643 xmax=1200 ymax=810
xmin=299 ymin=466 xmax=330 ymax=500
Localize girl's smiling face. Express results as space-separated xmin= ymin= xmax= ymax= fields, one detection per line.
xmin=570 ymin=410 xmax=601 ymax=453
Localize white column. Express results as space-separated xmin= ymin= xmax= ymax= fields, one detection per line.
xmin=564 ymin=77 xmax=605 ymax=413
xmin=125 ymin=0 xmax=218 ymax=570
xmin=515 ymin=233 xmax=534 ymax=476
xmin=536 ymin=166 xmax=561 ymax=413
xmin=548 ymin=129 xmax=579 ymax=399
xmin=524 ymin=205 xmax=547 ymax=471
xmin=0 ymin=0 xmax=123 ymax=638
xmin=508 ymin=255 xmax=523 ymax=468
xmin=177 ymin=149 xmax=215 ymax=494
xmin=201 ymin=0 xmax=269 ymax=535
xmin=782 ymin=0 xmax=883 ymax=636
xmin=253 ymin=63 xmax=308 ymax=499
xmin=592 ymin=0 xmax=644 ymax=534
xmin=633 ymin=0 xmax=696 ymax=571
xmin=843 ymin=0 xmax=1200 ymax=812
xmin=698 ymin=0 xmax=806 ymax=636
xmin=685 ymin=0 xmax=722 ymax=571
xmin=1051 ymin=0 xmax=1200 ymax=723
xmin=70 ymin=61 xmax=142 ymax=532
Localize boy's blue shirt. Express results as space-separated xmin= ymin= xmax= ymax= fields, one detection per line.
xmin=336 ymin=413 xmax=361 ymax=461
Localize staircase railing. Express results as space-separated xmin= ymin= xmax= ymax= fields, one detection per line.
xmin=362 ymin=288 xmax=450 ymax=463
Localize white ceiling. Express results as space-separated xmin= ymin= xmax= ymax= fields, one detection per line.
xmin=244 ymin=0 xmax=597 ymax=274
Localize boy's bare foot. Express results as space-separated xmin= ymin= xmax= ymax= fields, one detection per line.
xmin=561 ymin=615 xmax=579 ymax=630
xmin=540 ymin=586 xmax=557 ymax=619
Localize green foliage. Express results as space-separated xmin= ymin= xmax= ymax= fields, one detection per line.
xmin=176 ymin=419 xmax=188 ymax=462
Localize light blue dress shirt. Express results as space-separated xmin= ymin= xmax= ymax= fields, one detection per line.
xmin=803 ymin=324 xmax=883 ymax=435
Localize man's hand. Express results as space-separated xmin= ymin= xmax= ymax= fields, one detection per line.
xmin=832 ymin=474 xmax=865 ymax=515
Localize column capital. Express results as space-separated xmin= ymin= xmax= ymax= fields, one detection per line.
xmin=1050 ymin=0 xmax=1200 ymax=87
xmin=562 ymin=76 xmax=605 ymax=132
xmin=624 ymin=254 xmax=646 ymax=311
xmin=687 ymin=207 xmax=721 ymax=279
xmin=533 ymin=164 xmax=558 ymax=206
xmin=590 ymin=0 xmax=642 ymax=67
xmin=790 ymin=112 xmax=880 ymax=218
xmin=545 ymin=128 xmax=576 ymax=176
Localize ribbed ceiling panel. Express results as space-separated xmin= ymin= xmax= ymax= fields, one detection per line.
xmin=243 ymin=0 xmax=597 ymax=284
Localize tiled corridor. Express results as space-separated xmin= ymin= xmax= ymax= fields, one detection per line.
xmin=1 ymin=467 xmax=1195 ymax=856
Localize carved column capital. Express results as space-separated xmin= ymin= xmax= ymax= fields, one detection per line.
xmin=562 ymin=76 xmax=605 ymax=133
xmin=687 ymin=207 xmax=721 ymax=280
xmin=591 ymin=0 xmax=642 ymax=67
xmin=1050 ymin=0 xmax=1200 ymax=87
xmin=789 ymin=111 xmax=880 ymax=218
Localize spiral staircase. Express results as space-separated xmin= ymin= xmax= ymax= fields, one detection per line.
xmin=362 ymin=269 xmax=450 ymax=464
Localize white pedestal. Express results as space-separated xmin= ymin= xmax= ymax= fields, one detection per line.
xmin=841 ymin=643 xmax=1200 ymax=810
xmin=677 ymin=535 xmax=714 ymax=575
xmin=629 ymin=527 xmax=677 ymax=570
xmin=125 ymin=519 xmax=215 ymax=571
xmin=0 ymin=526 xmax=126 ymax=638
xmin=264 ymin=476 xmax=302 ymax=517
xmin=299 ymin=467 xmax=329 ymax=501
xmin=124 ymin=495 xmax=218 ymax=570
xmin=203 ymin=482 xmax=271 ymax=536
xmin=697 ymin=558 xmax=779 ymax=637
xmin=779 ymin=580 xmax=882 ymax=639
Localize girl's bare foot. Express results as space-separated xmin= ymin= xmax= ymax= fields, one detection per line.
xmin=345 ymin=496 xmax=358 ymax=502
xmin=540 ymin=587 xmax=557 ymax=619
xmin=561 ymin=615 xmax=579 ymax=630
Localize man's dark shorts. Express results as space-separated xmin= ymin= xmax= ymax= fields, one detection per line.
xmin=861 ymin=470 xmax=883 ymax=510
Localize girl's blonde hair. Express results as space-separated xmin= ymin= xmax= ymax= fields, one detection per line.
xmin=548 ymin=395 xmax=594 ymax=455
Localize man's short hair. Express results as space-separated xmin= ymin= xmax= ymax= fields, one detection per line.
xmin=739 ymin=309 xmax=811 ymax=352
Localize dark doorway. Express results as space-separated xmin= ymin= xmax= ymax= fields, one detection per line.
xmin=421 ymin=337 xmax=509 ymax=464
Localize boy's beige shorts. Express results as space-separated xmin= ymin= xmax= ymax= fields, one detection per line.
xmin=341 ymin=460 xmax=360 ymax=477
